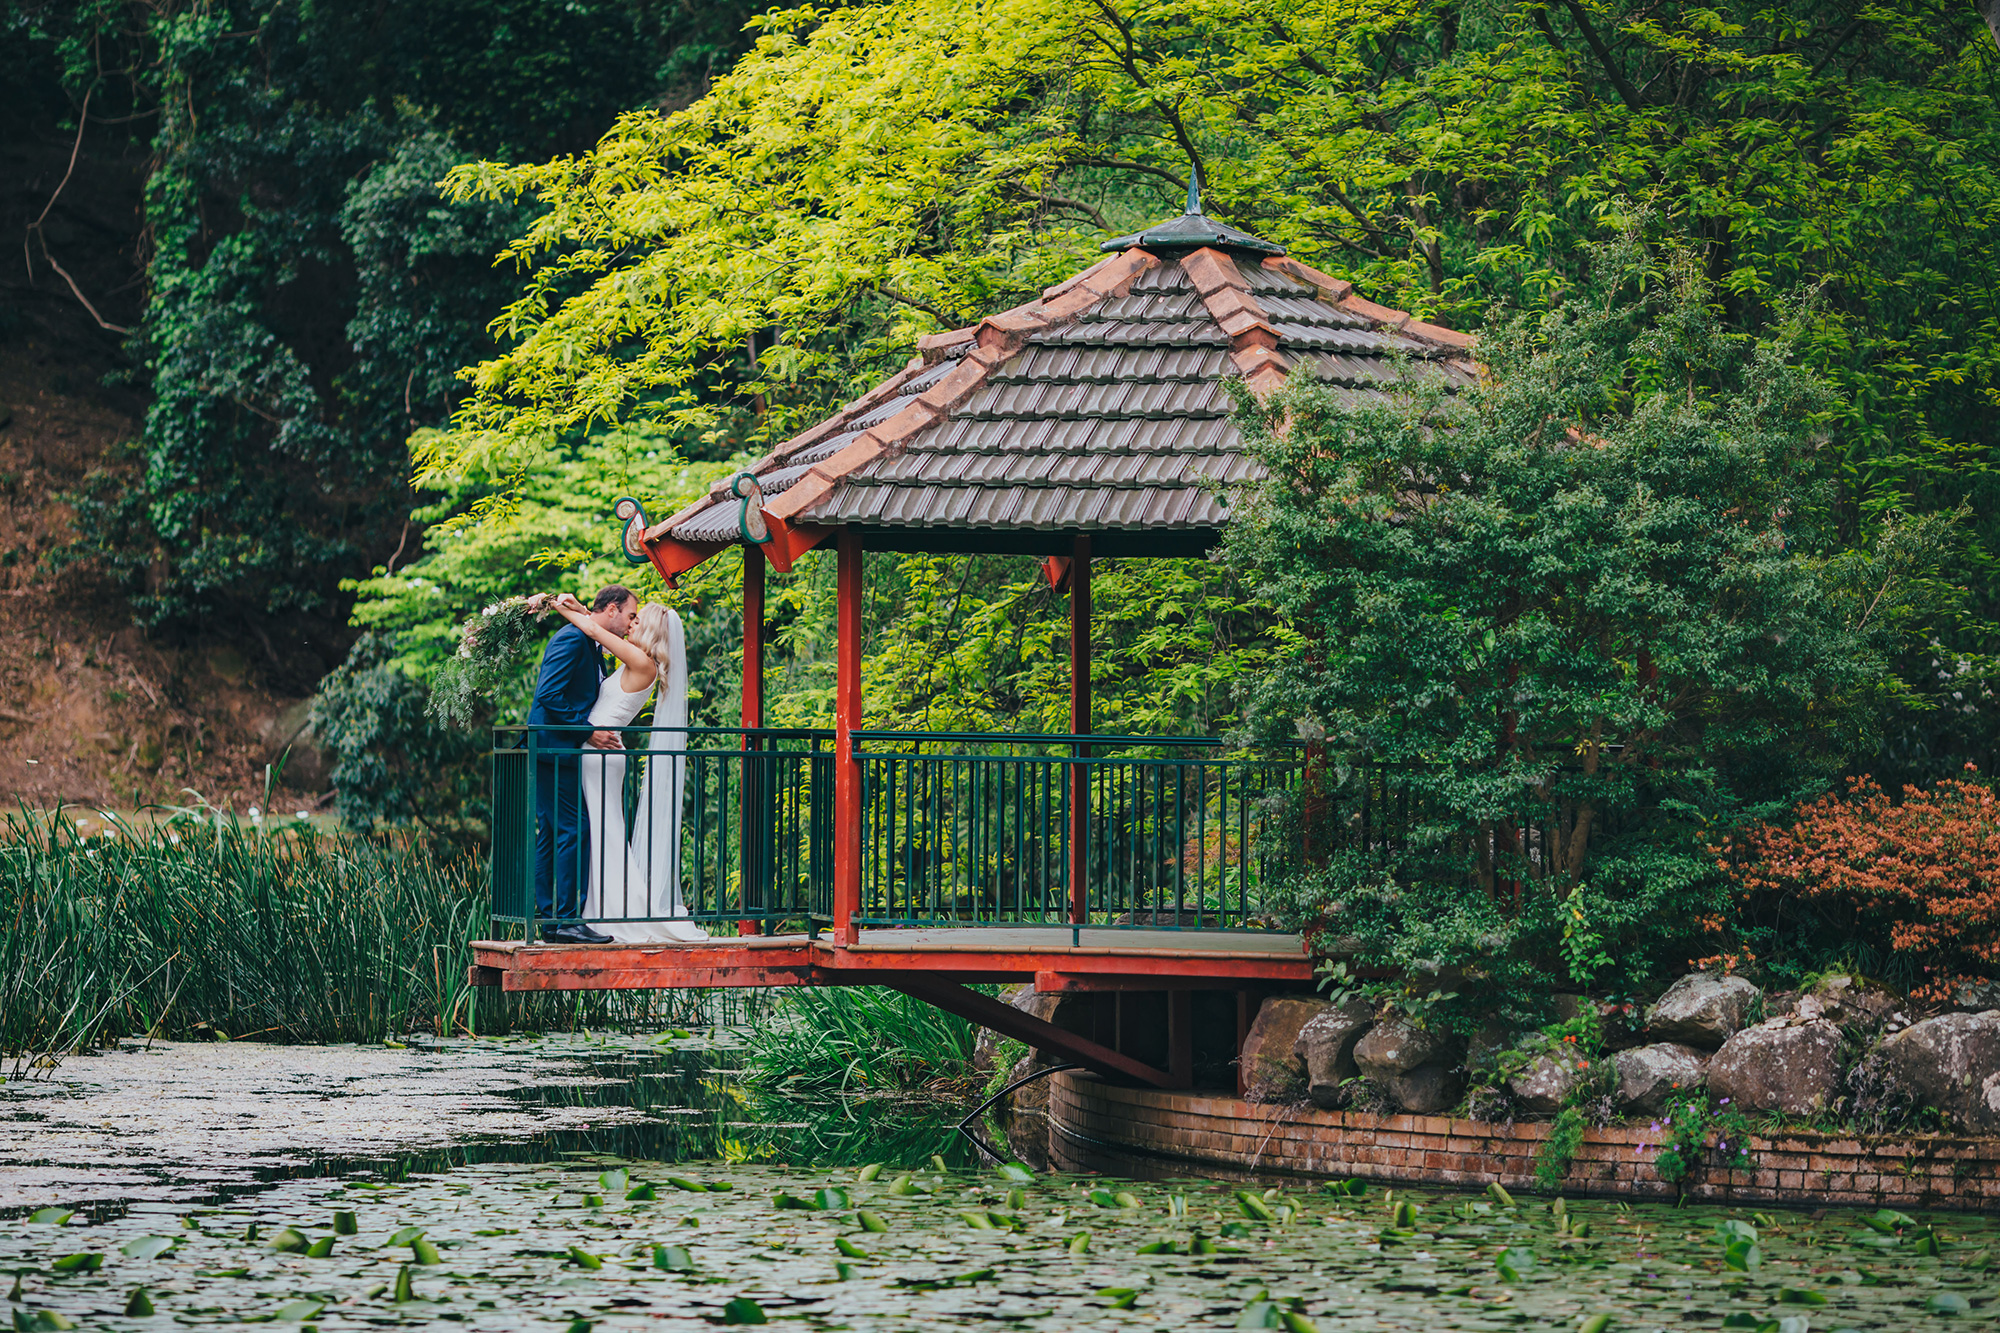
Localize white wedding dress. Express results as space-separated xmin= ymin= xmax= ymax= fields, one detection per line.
xmin=577 ymin=609 xmax=708 ymax=942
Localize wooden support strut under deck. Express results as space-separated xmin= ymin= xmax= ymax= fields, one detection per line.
xmin=885 ymin=973 xmax=1180 ymax=1089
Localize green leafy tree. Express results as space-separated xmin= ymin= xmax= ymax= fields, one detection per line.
xmin=1225 ymin=241 xmax=1955 ymax=1020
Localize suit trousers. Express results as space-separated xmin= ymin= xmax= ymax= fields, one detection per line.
xmin=534 ymin=756 xmax=589 ymax=924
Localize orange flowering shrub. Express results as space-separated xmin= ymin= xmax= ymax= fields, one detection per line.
xmin=1734 ymin=769 xmax=1999 ymax=1000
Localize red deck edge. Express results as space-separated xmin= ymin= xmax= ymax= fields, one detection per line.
xmin=468 ymin=938 xmax=1315 ymax=994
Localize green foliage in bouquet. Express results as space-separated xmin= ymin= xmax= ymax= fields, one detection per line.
xmin=428 ymin=598 xmax=558 ymax=730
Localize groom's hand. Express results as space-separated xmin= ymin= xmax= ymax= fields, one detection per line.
xmin=586 ymin=730 xmax=624 ymax=750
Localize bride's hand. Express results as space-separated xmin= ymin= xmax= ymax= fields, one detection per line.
xmin=554 ymin=592 xmax=584 ymax=614
xmin=522 ymin=592 xmax=552 ymax=613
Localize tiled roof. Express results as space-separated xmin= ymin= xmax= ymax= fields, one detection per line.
xmin=646 ymin=212 xmax=1473 ymax=568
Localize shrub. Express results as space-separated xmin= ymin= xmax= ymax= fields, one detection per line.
xmin=1732 ymin=770 xmax=1998 ymax=1001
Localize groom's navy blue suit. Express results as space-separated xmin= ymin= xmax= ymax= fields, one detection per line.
xmin=528 ymin=623 xmax=606 ymax=924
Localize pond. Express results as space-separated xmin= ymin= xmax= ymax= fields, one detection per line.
xmin=3 ymin=1037 xmax=1996 ymax=1330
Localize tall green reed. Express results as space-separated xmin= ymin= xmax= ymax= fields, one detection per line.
xmin=736 ymin=987 xmax=982 ymax=1164
xmin=0 ymin=807 xmax=666 ymax=1057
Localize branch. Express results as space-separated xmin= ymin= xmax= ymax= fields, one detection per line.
xmin=1555 ymin=0 xmax=1645 ymax=112
xmin=1006 ymin=180 xmax=1112 ymax=231
xmin=869 ymin=284 xmax=957 ymax=325
xmin=22 ymin=87 xmax=133 ymax=335
xmin=1071 ymin=155 xmax=1188 ymax=191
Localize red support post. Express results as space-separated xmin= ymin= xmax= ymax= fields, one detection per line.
xmin=739 ymin=547 xmax=766 ymax=937
xmin=1068 ymin=534 xmax=1091 ymax=925
xmin=833 ymin=529 xmax=864 ymax=945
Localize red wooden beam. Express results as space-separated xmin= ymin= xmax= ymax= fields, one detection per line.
xmin=740 ymin=546 xmax=766 ymax=937
xmin=833 ymin=528 xmax=864 ymax=945
xmin=885 ymin=974 xmax=1180 ymax=1089
xmin=1068 ymin=534 xmax=1092 ymax=925
xmin=648 ymin=535 xmax=729 ymax=585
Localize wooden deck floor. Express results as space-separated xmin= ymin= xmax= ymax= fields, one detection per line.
xmin=468 ymin=925 xmax=1312 ymax=994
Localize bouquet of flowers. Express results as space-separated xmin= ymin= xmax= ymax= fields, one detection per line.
xmin=428 ymin=595 xmax=557 ymax=729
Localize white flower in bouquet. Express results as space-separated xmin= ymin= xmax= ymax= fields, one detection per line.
xmin=428 ymin=594 xmax=560 ymax=729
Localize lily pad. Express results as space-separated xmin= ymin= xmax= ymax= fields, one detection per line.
xmin=48 ymin=1253 xmax=102 ymax=1273
xmin=722 ymin=1296 xmax=768 ymax=1324
xmin=653 ymin=1245 xmax=694 ymax=1271
xmin=120 ymin=1236 xmax=177 ymax=1260
xmin=1927 ymin=1292 xmax=1971 ymax=1316
xmin=272 ymin=1298 xmax=325 ymax=1321
xmin=26 ymin=1209 xmax=73 ymax=1226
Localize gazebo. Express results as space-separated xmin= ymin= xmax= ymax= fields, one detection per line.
xmin=475 ymin=201 xmax=1472 ymax=1089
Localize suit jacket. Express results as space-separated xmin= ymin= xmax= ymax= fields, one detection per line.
xmin=526 ymin=623 xmax=605 ymax=759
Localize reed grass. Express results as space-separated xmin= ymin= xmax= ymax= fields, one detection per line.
xmin=737 ymin=987 xmax=983 ymax=1164
xmin=0 ymin=806 xmax=668 ymax=1059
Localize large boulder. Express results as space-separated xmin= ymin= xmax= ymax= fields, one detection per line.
xmin=1706 ymin=1019 xmax=1843 ymax=1115
xmin=1646 ymin=973 xmax=1761 ymax=1049
xmin=1240 ymin=997 xmax=1328 ymax=1103
xmin=1875 ymin=1010 xmax=2000 ymax=1133
xmin=1293 ymin=1000 xmax=1375 ymax=1108
xmin=1508 ymin=1053 xmax=1577 ymax=1114
xmin=1612 ymin=1043 xmax=1708 ymax=1114
xmin=1355 ymin=1018 xmax=1452 ymax=1080
xmin=1797 ymin=974 xmax=1900 ymax=1030
xmin=1383 ymin=1062 xmax=1464 ymax=1114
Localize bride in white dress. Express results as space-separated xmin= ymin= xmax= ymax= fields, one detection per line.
xmin=548 ymin=593 xmax=708 ymax=943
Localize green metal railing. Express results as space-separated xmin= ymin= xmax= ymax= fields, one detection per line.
xmin=850 ymin=732 xmax=1303 ymax=930
xmin=491 ymin=725 xmax=832 ymax=934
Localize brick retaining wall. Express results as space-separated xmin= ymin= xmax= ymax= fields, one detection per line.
xmin=1047 ymin=1073 xmax=2000 ymax=1212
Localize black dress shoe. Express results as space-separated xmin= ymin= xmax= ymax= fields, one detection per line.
xmin=542 ymin=922 xmax=613 ymax=945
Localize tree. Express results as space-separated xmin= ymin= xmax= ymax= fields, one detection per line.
xmin=1223 ymin=241 xmax=1953 ymax=1018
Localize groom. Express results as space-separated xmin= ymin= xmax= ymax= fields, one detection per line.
xmin=528 ymin=585 xmax=637 ymax=945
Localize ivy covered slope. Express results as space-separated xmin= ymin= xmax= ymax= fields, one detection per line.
xmin=423 ymin=0 xmax=1999 ymax=776
xmin=13 ymin=0 xmax=758 ymax=677
xmin=1223 ymin=244 xmax=1954 ymax=1025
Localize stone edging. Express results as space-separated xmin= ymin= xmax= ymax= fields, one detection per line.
xmin=1046 ymin=1073 xmax=2000 ymax=1213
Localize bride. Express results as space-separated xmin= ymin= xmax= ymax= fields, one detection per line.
xmin=548 ymin=592 xmax=708 ymax=943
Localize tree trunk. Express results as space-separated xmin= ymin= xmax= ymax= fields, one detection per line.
xmin=1982 ymin=0 xmax=2000 ymax=52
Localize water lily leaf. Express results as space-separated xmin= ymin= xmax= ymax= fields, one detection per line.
xmin=18 ymin=1312 xmax=75 ymax=1330
xmin=707 ymin=1181 xmax=734 ymax=1192
xmin=670 ymin=1028 xmax=693 ymax=1039
xmin=835 ymin=1237 xmax=870 ymax=1259
xmin=392 ymin=1264 xmax=415 ymax=1302
xmin=895 ymin=1268 xmax=996 ymax=1290
xmin=1088 ymin=1189 xmax=1121 ymax=1208
xmin=888 ymin=1176 xmax=923 ymax=1197
xmin=1113 ymin=1192 xmax=1141 ymax=1209
xmin=305 ymin=1236 xmax=335 ymax=1258
xmin=265 ymin=1227 xmax=309 ymax=1254
xmin=996 ymin=1163 xmax=1034 ymax=1183
xmin=1237 ymin=1301 xmax=1284 ymax=1329
xmin=1068 ymin=1232 xmax=1090 ymax=1255
xmin=1496 ymin=1247 xmax=1537 ymax=1282
xmin=1725 ymin=1240 xmax=1762 ymax=1272
xmin=856 ymin=1163 xmax=884 ymax=1182
xmin=1719 ymin=1316 xmax=1761 ymax=1329
xmin=27 ymin=1209 xmax=73 ymax=1226
xmin=1391 ymin=1200 xmax=1418 ymax=1229
xmin=1219 ymin=1222 xmax=1253 ymax=1238
xmin=1280 ymin=1314 xmax=1318 ymax=1333
xmin=834 ymin=1261 xmax=856 ymax=1281
xmin=625 ymin=1183 xmax=657 ymax=1200
xmin=1097 ymin=1286 xmax=1139 ymax=1310
xmin=332 ymin=1210 xmax=358 ymax=1235
xmin=1778 ymin=1287 xmax=1826 ymax=1306
xmin=49 ymin=1253 xmax=102 ymax=1273
xmin=958 ymin=1211 xmax=995 ymax=1230
xmin=120 ymin=1236 xmax=176 ymax=1259
xmin=1136 ymin=1241 xmax=1179 ymax=1256
xmin=123 ymin=1288 xmax=155 ymax=1317
xmin=1906 ymin=1229 xmax=1941 ymax=1256
xmin=598 ymin=1168 xmax=629 ymax=1195
xmin=1576 ymin=1316 xmax=1612 ymax=1333
xmin=411 ymin=1238 xmax=442 ymax=1265
xmin=1487 ymin=1182 xmax=1516 ymax=1209
xmin=1236 ymin=1192 xmax=1277 ymax=1222
xmin=929 ymin=1155 xmax=949 ymax=1173
xmin=1874 ymin=1209 xmax=1916 ymax=1229
xmin=272 ymin=1298 xmax=324 ymax=1322
xmin=653 ymin=1245 xmax=694 ymax=1271
xmin=579 ymin=1193 xmax=605 ymax=1208
xmin=1927 ymin=1293 xmax=1971 ymax=1315
xmin=856 ymin=1211 xmax=888 ymax=1233
xmin=771 ymin=1192 xmax=815 ymax=1211
xmin=564 ymin=1321 xmax=592 ymax=1333
xmin=565 ymin=1246 xmax=603 ymax=1270
xmin=722 ymin=1296 xmax=768 ymax=1324
xmin=813 ymin=1187 xmax=849 ymax=1212
xmin=1717 ymin=1220 xmax=1759 ymax=1244
xmin=1190 ymin=1233 xmax=1221 ymax=1255
xmin=388 ymin=1226 xmax=425 ymax=1246
xmin=666 ymin=1176 xmax=709 ymax=1193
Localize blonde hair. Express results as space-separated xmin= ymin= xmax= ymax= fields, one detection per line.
xmin=629 ymin=602 xmax=675 ymax=668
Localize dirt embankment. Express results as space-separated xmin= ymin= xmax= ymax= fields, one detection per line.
xmin=1 ymin=116 xmax=328 ymax=814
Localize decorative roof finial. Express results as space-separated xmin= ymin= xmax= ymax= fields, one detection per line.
xmin=1185 ymin=163 xmax=1203 ymax=215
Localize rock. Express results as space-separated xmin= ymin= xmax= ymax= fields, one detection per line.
xmin=996 ymin=1052 xmax=1051 ymax=1171
xmin=1706 ymin=1019 xmax=1843 ymax=1115
xmin=1240 ymin=997 xmax=1328 ymax=1103
xmin=1798 ymin=974 xmax=1900 ymax=1029
xmin=973 ymin=987 xmax=1030 ymax=1076
xmin=1875 ymin=1010 xmax=2000 ymax=1133
xmin=1646 ymin=973 xmax=1761 ymax=1049
xmin=1612 ymin=1043 xmax=1708 ymax=1113
xmin=1508 ymin=1053 xmax=1576 ymax=1114
xmin=1949 ymin=981 xmax=2000 ymax=1013
xmin=1293 ymin=1000 xmax=1375 ymax=1108
xmin=1382 ymin=1062 xmax=1464 ymax=1114
xmin=1550 ymin=993 xmax=1592 ymax=1023
xmin=1354 ymin=1018 xmax=1452 ymax=1080
xmin=1464 ymin=1020 xmax=1516 ymax=1076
